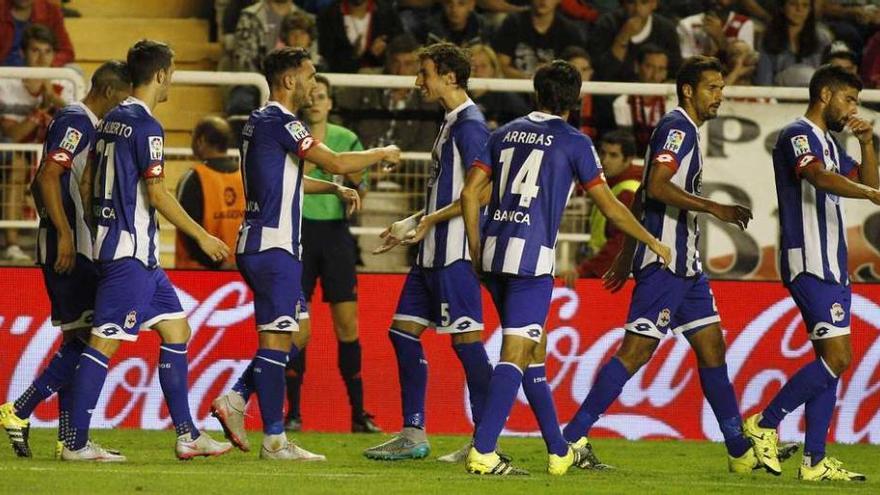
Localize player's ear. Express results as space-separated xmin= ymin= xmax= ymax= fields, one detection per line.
xmin=682 ymin=83 xmax=694 ymax=100
xmin=820 ymin=86 xmax=832 ymax=105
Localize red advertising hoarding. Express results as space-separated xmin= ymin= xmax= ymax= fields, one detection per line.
xmin=2 ymin=268 xmax=879 ymax=444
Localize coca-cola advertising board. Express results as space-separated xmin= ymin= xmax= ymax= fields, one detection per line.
xmin=2 ymin=268 xmax=879 ymax=444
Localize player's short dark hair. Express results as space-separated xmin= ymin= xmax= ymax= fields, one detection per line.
xmin=808 ymin=64 xmax=863 ymax=104
xmin=90 ymin=60 xmax=131 ymax=93
xmin=637 ymin=43 xmax=668 ymax=65
xmin=600 ymin=129 xmax=637 ymax=158
xmin=418 ymin=42 xmax=471 ymax=89
xmin=315 ymin=74 xmax=331 ymax=94
xmin=193 ymin=116 xmax=233 ymax=153
xmin=676 ymin=55 xmax=723 ymax=102
xmin=22 ymin=23 xmax=56 ymax=51
xmin=262 ymin=46 xmax=312 ymax=87
xmin=127 ymin=39 xmax=174 ymax=88
xmin=533 ymin=60 xmax=582 ymax=115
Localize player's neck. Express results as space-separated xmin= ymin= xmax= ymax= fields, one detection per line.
xmin=269 ymin=91 xmax=298 ymax=114
xmin=132 ymin=87 xmax=160 ymax=111
xmin=681 ymin=104 xmax=703 ymax=127
xmin=81 ymin=93 xmax=103 ymax=118
xmin=804 ymin=107 xmax=828 ymax=133
xmin=537 ymin=108 xmax=569 ymax=120
xmin=440 ymin=89 xmax=469 ymax=114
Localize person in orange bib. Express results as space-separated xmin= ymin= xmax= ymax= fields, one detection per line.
xmin=175 ymin=116 xmax=244 ymax=269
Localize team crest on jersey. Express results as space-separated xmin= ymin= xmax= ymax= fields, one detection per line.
xmin=285 ymin=120 xmax=309 ymax=141
xmin=124 ymin=310 xmax=137 ymax=329
xmin=791 ymin=135 xmax=811 ymax=156
xmin=657 ymin=308 xmax=671 ymax=327
xmin=830 ymin=303 xmax=846 ymax=323
xmin=148 ymin=136 xmax=163 ymax=161
xmin=60 ymin=127 xmax=82 ymax=153
xmin=663 ymin=129 xmax=685 ymax=153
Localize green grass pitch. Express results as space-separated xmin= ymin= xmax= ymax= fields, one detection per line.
xmin=1 ymin=429 xmax=877 ymax=494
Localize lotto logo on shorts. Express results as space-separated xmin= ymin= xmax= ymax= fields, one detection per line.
xmin=830 ymin=303 xmax=846 ymax=323
xmin=527 ymin=328 xmax=541 ymax=338
xmin=124 ymin=310 xmax=137 ymax=329
xmin=276 ymin=318 xmax=295 ymax=330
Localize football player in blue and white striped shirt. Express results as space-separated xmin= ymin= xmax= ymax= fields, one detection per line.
xmin=744 ymin=65 xmax=877 ymax=482
xmin=365 ymin=43 xmax=493 ymax=462
xmin=461 ymin=60 xmax=670 ymax=476
xmin=0 ymin=61 xmax=130 ymax=459
xmin=562 ymin=57 xmax=761 ymax=474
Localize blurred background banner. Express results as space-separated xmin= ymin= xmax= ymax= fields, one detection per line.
xmin=2 ymin=268 xmax=879 ymax=444
xmin=699 ymin=101 xmax=880 ymax=281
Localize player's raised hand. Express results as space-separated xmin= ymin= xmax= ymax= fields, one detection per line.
xmin=602 ymin=251 xmax=633 ymax=293
xmin=380 ymin=145 xmax=401 ymax=172
xmin=710 ymin=203 xmax=752 ymax=230
xmin=847 ymin=116 xmax=875 ymax=145
xmin=198 ymin=234 xmax=230 ymax=263
xmin=335 ymin=185 xmax=361 ymax=216
xmin=54 ymin=231 xmax=76 ymax=275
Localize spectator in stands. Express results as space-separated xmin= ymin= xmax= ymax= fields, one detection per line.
xmin=175 ymin=116 xmax=243 ymax=270
xmin=0 ymin=24 xmax=72 ymax=262
xmin=318 ymin=0 xmax=404 ymax=74
xmin=278 ymin=10 xmax=325 ymax=69
xmin=755 ymin=0 xmax=830 ymax=86
xmin=421 ymin=0 xmax=494 ymax=46
xmin=491 ymin=0 xmax=584 ymax=78
xmin=334 ymin=34 xmax=440 ymax=151
xmin=561 ymin=130 xmax=642 ymax=283
xmin=562 ymin=45 xmax=613 ymax=139
xmin=285 ymin=74 xmax=381 ymax=435
xmin=817 ymin=0 xmax=880 ymax=57
xmin=678 ymin=0 xmax=755 ymax=59
xmin=862 ymin=30 xmax=880 ymax=88
xmin=821 ymin=40 xmax=859 ymax=74
xmin=590 ymin=0 xmax=681 ymax=82
xmin=722 ymin=38 xmax=759 ymax=85
xmin=0 ymin=0 xmax=74 ymax=67
xmin=468 ymin=43 xmax=531 ymax=129
xmin=611 ymin=43 xmax=668 ymax=155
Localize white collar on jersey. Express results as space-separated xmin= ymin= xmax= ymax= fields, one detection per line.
xmin=264 ymin=100 xmax=296 ymax=116
xmin=443 ymin=98 xmax=475 ymax=124
xmin=526 ymin=111 xmax=562 ymax=122
xmin=673 ymin=106 xmax=699 ymax=129
xmin=121 ymin=96 xmax=153 ymax=116
xmin=72 ymin=100 xmax=98 ymax=126
xmin=798 ymin=116 xmax=828 ymax=138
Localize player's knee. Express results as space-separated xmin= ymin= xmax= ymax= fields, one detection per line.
xmin=499 ymin=339 xmax=535 ymax=370
xmin=451 ymin=331 xmax=481 ymax=346
xmin=87 ymin=335 xmax=121 ymax=358
xmin=823 ymin=351 xmax=851 ymax=376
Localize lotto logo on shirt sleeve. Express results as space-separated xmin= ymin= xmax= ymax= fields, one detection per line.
xmin=791 ymin=135 xmax=811 ymax=156
xmin=148 ymin=136 xmax=164 ymax=161
xmin=59 ymin=127 xmax=83 ymax=153
xmin=50 ymin=150 xmax=72 ymax=166
xmin=285 ymin=120 xmax=310 ymax=141
xmin=144 ymin=163 xmax=164 ymax=179
xmin=662 ymin=129 xmax=686 ymax=153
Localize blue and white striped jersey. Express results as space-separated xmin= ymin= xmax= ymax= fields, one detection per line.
xmin=236 ymin=101 xmax=319 ymax=258
xmin=417 ymin=99 xmax=489 ymax=268
xmin=476 ymin=111 xmax=605 ymax=277
xmin=92 ymin=97 xmax=166 ymax=268
xmin=35 ymin=101 xmax=97 ymax=265
xmin=633 ymin=107 xmax=704 ymax=277
xmin=773 ymin=117 xmax=859 ymax=285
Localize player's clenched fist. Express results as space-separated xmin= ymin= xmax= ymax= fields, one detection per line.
xmin=380 ymin=145 xmax=401 ymax=171
xmin=709 ymin=203 xmax=752 ymax=230
xmin=198 ymin=234 xmax=230 ymax=262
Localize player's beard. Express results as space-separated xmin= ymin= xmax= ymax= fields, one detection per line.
xmin=825 ymin=107 xmax=847 ymax=132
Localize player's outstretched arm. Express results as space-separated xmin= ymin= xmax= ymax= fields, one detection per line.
xmin=588 ymin=182 xmax=671 ymax=269
xmin=34 ymin=159 xmax=75 ymax=274
xmin=402 ymin=181 xmax=492 ymax=246
xmin=847 ymin=116 xmax=878 ymax=188
xmin=461 ymin=167 xmax=491 ymax=272
xmin=145 ymin=178 xmax=230 ymax=263
xmin=303 ymin=142 xmax=400 ymax=175
xmin=646 ymin=161 xmax=752 ymax=230
xmin=303 ymin=176 xmax=361 ymax=215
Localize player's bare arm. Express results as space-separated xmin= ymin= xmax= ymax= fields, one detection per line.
xmin=302 ymin=176 xmax=361 ymax=215
xmin=588 ymin=183 xmax=671 ymax=269
xmin=461 ymin=166 xmax=491 ymax=272
xmin=799 ymin=159 xmax=880 ymax=205
xmin=304 ymin=142 xmax=400 ymax=175
xmin=847 ymin=116 xmax=878 ymax=188
xmin=647 ymin=161 xmax=752 ymax=230
xmin=145 ymin=177 xmax=230 ymax=262
xmin=602 ymin=187 xmax=645 ymax=293
xmin=33 ymin=158 xmax=76 ymax=274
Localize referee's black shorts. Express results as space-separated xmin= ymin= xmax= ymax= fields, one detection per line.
xmin=301 ymin=218 xmax=358 ymax=304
